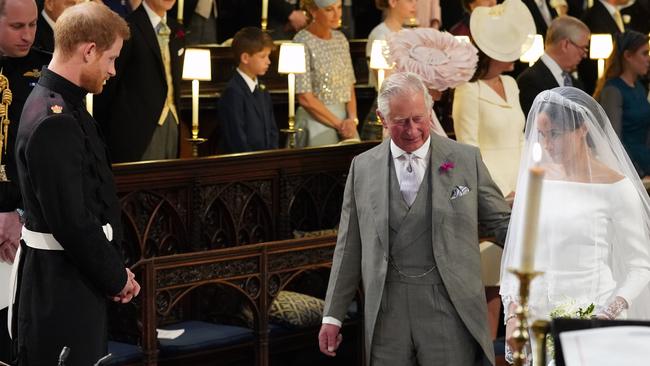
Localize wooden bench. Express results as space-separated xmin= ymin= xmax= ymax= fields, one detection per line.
xmin=106 ymin=235 xmax=363 ymax=366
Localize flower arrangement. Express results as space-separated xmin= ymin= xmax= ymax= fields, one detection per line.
xmin=175 ymin=28 xmax=185 ymax=40
xmin=546 ymin=301 xmax=595 ymax=359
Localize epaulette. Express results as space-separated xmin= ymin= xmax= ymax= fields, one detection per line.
xmin=46 ymin=92 xmax=68 ymax=117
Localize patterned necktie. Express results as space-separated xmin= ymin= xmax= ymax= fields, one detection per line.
xmin=562 ymin=72 xmax=573 ymax=87
xmin=613 ymin=10 xmax=625 ymax=32
xmin=155 ymin=20 xmax=178 ymax=125
xmin=156 ymin=20 xmax=171 ymax=52
xmin=400 ymin=153 xmax=419 ymax=206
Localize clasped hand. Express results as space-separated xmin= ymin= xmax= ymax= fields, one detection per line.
xmin=113 ymin=268 xmax=141 ymax=303
xmin=0 ymin=211 xmax=22 ymax=263
xmin=337 ymin=118 xmax=357 ymax=140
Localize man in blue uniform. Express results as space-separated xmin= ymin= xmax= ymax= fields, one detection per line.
xmin=0 ymin=0 xmax=51 ymax=362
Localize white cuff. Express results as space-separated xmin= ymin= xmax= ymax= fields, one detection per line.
xmin=322 ymin=316 xmax=342 ymax=327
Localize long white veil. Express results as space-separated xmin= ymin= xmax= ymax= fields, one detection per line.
xmin=500 ymin=87 xmax=650 ymax=321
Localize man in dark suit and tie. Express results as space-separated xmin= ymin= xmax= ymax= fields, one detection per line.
xmin=217 ymin=27 xmax=278 ymax=153
xmin=522 ymin=0 xmax=557 ymax=39
xmin=621 ymin=0 xmax=650 ymax=34
xmin=579 ymin=0 xmax=628 ymax=94
xmin=96 ymin=0 xmax=183 ymax=162
xmin=518 ymin=16 xmax=590 ymax=118
xmin=33 ymin=0 xmax=80 ymax=52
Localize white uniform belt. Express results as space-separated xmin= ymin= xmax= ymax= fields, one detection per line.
xmin=7 ymin=223 xmax=113 ymax=338
xmin=21 ymin=224 xmax=113 ymax=250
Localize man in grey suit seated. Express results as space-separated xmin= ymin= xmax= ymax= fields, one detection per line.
xmin=318 ymin=72 xmax=511 ymax=366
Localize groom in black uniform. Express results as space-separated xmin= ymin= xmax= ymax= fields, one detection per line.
xmin=13 ymin=2 xmax=140 ymax=365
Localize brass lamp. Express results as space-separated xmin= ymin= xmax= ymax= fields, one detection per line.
xmin=261 ymin=0 xmax=268 ymax=31
xmin=182 ymin=48 xmax=212 ymax=157
xmin=590 ymin=34 xmax=613 ymax=79
xmin=369 ymin=39 xmax=391 ymax=126
xmin=278 ymin=42 xmax=306 ymax=148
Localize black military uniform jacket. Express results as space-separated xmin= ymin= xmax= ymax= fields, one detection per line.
xmin=0 ymin=48 xmax=51 ymax=212
xmin=14 ymin=68 xmax=126 ymax=365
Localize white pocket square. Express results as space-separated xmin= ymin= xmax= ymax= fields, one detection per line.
xmin=450 ymin=185 xmax=470 ymax=200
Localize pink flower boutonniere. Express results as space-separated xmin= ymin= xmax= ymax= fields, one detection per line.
xmin=439 ymin=161 xmax=455 ymax=174
xmin=175 ymin=28 xmax=186 ymax=40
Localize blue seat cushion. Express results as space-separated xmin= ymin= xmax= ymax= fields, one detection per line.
xmin=158 ymin=320 xmax=254 ymax=356
xmin=105 ymin=341 xmax=143 ymax=365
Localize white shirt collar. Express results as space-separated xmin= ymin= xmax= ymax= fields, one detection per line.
xmin=142 ymin=1 xmax=166 ymax=29
xmin=540 ymin=53 xmax=565 ymax=87
xmin=41 ymin=9 xmax=56 ymax=30
xmin=390 ymin=135 xmax=431 ymax=161
xmin=599 ymin=0 xmax=619 ymax=16
xmin=236 ymin=68 xmax=258 ymax=93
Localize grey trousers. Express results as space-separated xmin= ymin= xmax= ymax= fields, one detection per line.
xmin=141 ymin=112 xmax=178 ymax=161
xmin=371 ymin=281 xmax=481 ymax=366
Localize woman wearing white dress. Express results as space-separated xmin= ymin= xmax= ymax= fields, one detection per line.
xmin=500 ymin=87 xmax=650 ymax=364
xmin=452 ymin=0 xmax=535 ymax=197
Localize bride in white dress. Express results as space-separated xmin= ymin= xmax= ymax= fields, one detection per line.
xmin=500 ymin=87 xmax=650 ymax=364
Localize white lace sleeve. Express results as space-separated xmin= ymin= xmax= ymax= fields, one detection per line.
xmin=611 ymin=180 xmax=650 ymax=308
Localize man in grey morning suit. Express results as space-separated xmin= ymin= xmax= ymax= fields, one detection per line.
xmin=318 ymin=72 xmax=511 ymax=366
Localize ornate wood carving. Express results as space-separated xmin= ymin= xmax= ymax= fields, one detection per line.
xmin=113 ymin=143 xmax=376 ymax=262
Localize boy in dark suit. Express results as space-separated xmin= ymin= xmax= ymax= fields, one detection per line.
xmin=218 ymin=27 xmax=278 ymax=153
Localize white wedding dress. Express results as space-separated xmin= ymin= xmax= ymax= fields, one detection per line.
xmin=521 ymin=178 xmax=650 ymax=320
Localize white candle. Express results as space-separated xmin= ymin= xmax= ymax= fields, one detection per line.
xmin=262 ymin=0 xmax=268 ymax=20
xmin=192 ymin=79 xmax=199 ymax=137
xmin=288 ymin=73 xmax=295 ymax=118
xmin=377 ymin=69 xmax=385 ymax=92
xmin=520 ymin=143 xmax=545 ymax=272
xmin=85 ymin=93 xmax=93 ymax=116
xmin=597 ymin=59 xmax=605 ymax=79
xmin=177 ymin=0 xmax=184 ymax=23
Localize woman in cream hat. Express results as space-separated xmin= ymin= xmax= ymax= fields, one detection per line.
xmin=293 ymin=0 xmax=359 ymax=147
xmin=451 ymin=0 xmax=535 ymax=342
xmin=387 ymin=27 xmax=479 ymax=137
xmin=453 ymin=0 xmax=535 ymax=198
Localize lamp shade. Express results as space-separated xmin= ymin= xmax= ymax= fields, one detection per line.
xmin=182 ymin=48 xmax=212 ymax=81
xmin=278 ymin=43 xmax=306 ymax=74
xmin=454 ymin=35 xmax=470 ymax=43
xmin=589 ymin=34 xmax=613 ymax=60
xmin=520 ymin=34 xmax=544 ymax=64
xmin=369 ymin=39 xmax=391 ymax=70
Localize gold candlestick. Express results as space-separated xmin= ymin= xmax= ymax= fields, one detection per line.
xmin=281 ymin=115 xmax=302 ymax=148
xmin=509 ymin=268 xmax=543 ymax=366
xmin=531 ymin=319 xmax=551 ymax=366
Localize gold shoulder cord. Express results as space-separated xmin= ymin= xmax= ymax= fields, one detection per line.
xmin=0 ymin=69 xmax=12 ymax=181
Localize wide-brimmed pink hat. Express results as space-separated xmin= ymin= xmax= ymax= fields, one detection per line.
xmin=387 ymin=28 xmax=478 ymax=91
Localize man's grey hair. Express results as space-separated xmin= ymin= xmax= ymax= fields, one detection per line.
xmin=546 ymin=16 xmax=590 ymax=47
xmin=376 ymin=72 xmax=433 ymax=121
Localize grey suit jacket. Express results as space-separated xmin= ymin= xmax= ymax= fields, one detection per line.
xmin=323 ymin=135 xmax=511 ymax=365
